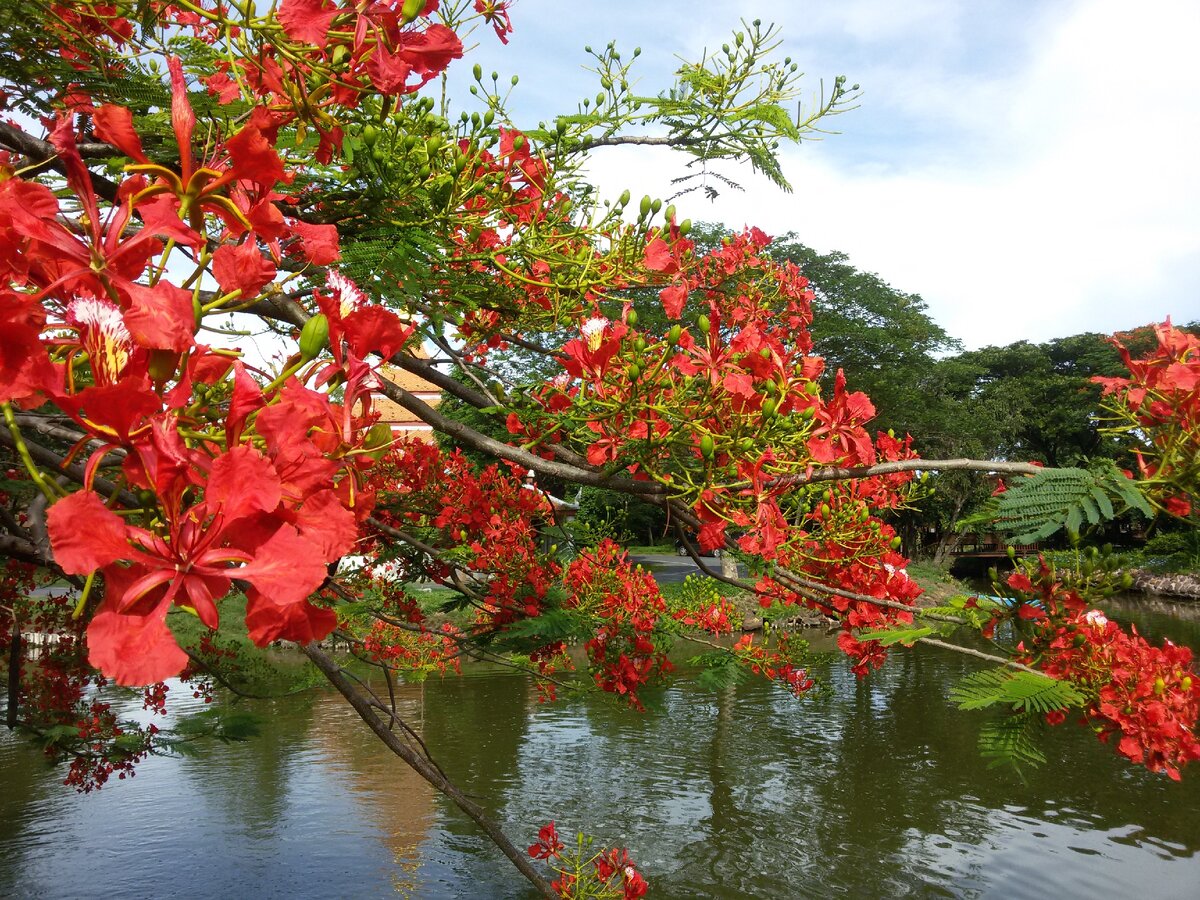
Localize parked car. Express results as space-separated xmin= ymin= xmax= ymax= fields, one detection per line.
xmin=674 ymin=537 xmax=722 ymax=558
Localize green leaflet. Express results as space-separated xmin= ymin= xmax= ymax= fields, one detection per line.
xmin=984 ymin=463 xmax=1152 ymax=543
xmin=950 ymin=668 xmax=1083 ymax=714
xmin=856 ymin=625 xmax=935 ymax=647
xmin=689 ymin=652 xmax=747 ymax=692
xmin=978 ymin=713 xmax=1048 ymax=777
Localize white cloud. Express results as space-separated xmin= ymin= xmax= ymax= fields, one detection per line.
xmin=562 ymin=0 xmax=1200 ymax=348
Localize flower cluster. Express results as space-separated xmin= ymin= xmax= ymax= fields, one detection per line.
xmin=528 ymin=822 xmax=648 ymax=900
xmin=1093 ymin=321 xmax=1200 ymax=517
xmin=1004 ymin=561 xmax=1200 ymax=779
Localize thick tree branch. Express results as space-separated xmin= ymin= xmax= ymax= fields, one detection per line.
xmin=769 ymin=457 xmax=1046 ymax=489
xmin=0 ymin=430 xmax=138 ymax=508
xmin=0 ymin=121 xmax=120 ymax=201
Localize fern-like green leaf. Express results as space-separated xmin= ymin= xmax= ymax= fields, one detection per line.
xmin=978 ymin=713 xmax=1047 ymax=776
xmin=950 ymin=668 xmax=1083 ymax=713
xmin=856 ymin=626 xmax=935 ymax=647
xmin=989 ymin=463 xmax=1152 ymax=543
xmin=690 ymin=652 xmax=747 ymax=692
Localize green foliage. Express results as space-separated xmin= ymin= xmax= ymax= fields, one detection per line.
xmin=921 ymin=595 xmax=1003 ymax=631
xmin=1135 ymin=527 xmax=1200 ymax=573
xmin=951 ymin=669 xmax=1084 ymax=777
xmin=1023 ymin=544 xmax=1136 ymax=599
xmin=963 ymin=463 xmax=1152 ymax=543
xmin=950 ymin=668 xmax=1083 ymax=715
xmin=977 ymin=713 xmax=1048 ymax=776
xmin=493 ymin=607 xmax=582 ymax=649
xmin=573 ymin=486 xmax=667 ymax=547
xmin=856 ymin=626 xmax=935 ymax=647
xmin=689 ymin=651 xmax=748 ymax=692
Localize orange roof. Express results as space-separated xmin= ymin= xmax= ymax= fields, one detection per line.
xmin=377 ymin=362 xmax=441 ymax=393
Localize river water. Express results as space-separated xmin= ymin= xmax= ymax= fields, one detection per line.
xmin=2 ymin=597 xmax=1199 ymax=899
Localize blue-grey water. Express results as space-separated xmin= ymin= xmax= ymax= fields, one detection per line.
xmin=2 ymin=596 xmax=1199 ymax=898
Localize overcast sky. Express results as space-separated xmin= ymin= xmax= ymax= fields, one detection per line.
xmin=456 ymin=0 xmax=1200 ymax=350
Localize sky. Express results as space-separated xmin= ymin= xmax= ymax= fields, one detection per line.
xmin=455 ymin=0 xmax=1200 ymax=350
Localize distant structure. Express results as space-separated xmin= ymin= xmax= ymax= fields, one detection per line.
xmin=373 ymin=348 xmax=441 ymax=442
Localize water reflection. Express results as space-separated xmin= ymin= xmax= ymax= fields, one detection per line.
xmin=1 ymin=596 xmax=1198 ymax=898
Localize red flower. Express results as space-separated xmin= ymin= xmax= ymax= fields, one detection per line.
xmin=527 ymin=821 xmax=563 ymax=860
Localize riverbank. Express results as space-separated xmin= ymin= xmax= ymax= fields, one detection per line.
xmin=1130 ymin=570 xmax=1200 ymax=601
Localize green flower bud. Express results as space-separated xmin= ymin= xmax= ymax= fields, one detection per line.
xmin=639 ymin=195 xmax=652 ymax=218
xmin=627 ymin=309 xmax=638 ymax=326
xmin=700 ymin=434 xmax=715 ymax=459
xmin=401 ymin=0 xmax=424 ymax=24
xmin=698 ymin=315 xmax=711 ymax=334
xmin=667 ymin=324 xmax=682 ymax=345
xmin=762 ymin=398 xmax=777 ymax=418
xmin=618 ymin=189 xmax=631 ymax=207
xmin=299 ymin=314 xmax=330 ymax=361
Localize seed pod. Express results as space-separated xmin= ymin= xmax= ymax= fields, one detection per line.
xmin=299 ymin=314 xmax=330 ymax=361
xmin=700 ymin=434 xmax=715 ymax=459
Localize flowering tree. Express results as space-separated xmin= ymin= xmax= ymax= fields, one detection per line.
xmin=0 ymin=3 xmax=1197 ymax=896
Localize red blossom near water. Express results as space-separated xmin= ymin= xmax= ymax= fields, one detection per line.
xmin=1092 ymin=321 xmax=1200 ymax=515
xmin=806 ymin=369 xmax=877 ymax=465
xmin=45 ymin=443 xmax=336 ymax=685
xmin=527 ymin=821 xmax=564 ymax=860
xmin=998 ymin=562 xmax=1200 ymax=779
xmin=562 ymin=541 xmax=671 ymax=709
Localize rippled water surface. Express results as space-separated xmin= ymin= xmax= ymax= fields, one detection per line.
xmin=3 ymin=597 xmax=1199 ymax=898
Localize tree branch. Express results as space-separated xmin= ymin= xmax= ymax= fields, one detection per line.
xmin=300 ymin=643 xmax=557 ymax=899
